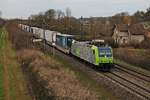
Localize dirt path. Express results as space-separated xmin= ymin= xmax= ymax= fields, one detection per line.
xmin=3 ymin=55 xmax=10 ymax=100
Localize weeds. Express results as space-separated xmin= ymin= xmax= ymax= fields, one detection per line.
xmin=114 ymin=48 xmax=150 ymax=70
xmin=17 ymin=49 xmax=99 ymax=100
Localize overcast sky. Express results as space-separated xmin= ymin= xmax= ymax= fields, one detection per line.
xmin=0 ymin=0 xmax=150 ymax=19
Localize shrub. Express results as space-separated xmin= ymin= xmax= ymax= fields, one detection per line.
xmin=17 ymin=49 xmax=99 ymax=100
xmin=139 ymin=38 xmax=150 ymax=49
xmin=114 ymin=48 xmax=150 ymax=70
xmin=130 ymin=40 xmax=140 ymax=48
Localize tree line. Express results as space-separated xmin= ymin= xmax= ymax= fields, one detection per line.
xmin=27 ymin=8 xmax=81 ymax=36
xmin=26 ymin=7 xmax=150 ymax=40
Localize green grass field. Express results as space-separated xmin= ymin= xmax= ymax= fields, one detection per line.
xmin=0 ymin=28 xmax=5 ymax=100
xmin=0 ymin=28 xmax=31 ymax=100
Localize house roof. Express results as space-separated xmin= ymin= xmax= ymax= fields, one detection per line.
xmin=115 ymin=24 xmax=129 ymax=32
xmin=129 ymin=23 xmax=150 ymax=35
xmin=111 ymin=24 xmax=129 ymax=37
xmin=114 ymin=23 xmax=150 ymax=36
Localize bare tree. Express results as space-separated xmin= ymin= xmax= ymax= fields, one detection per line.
xmin=45 ymin=9 xmax=55 ymax=20
xmin=65 ymin=8 xmax=72 ymax=34
xmin=145 ymin=7 xmax=150 ymax=21
xmin=65 ymin=7 xmax=71 ymax=17
xmin=115 ymin=12 xmax=129 ymax=16
xmin=123 ymin=16 xmax=132 ymax=25
xmin=89 ymin=17 xmax=94 ymax=38
xmin=56 ymin=10 xmax=65 ymax=20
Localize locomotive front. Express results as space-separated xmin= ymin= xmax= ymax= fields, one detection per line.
xmin=98 ymin=47 xmax=113 ymax=71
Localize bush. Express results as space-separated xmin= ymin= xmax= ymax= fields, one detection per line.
xmin=114 ymin=48 xmax=150 ymax=70
xmin=139 ymin=38 xmax=150 ymax=49
xmin=6 ymin=22 xmax=34 ymax=50
xmin=17 ymin=49 xmax=99 ymax=100
xmin=0 ymin=18 xmax=5 ymax=27
xmin=130 ymin=40 xmax=140 ymax=48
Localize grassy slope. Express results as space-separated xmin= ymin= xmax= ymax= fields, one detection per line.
xmin=114 ymin=48 xmax=150 ymax=71
xmin=48 ymin=53 xmax=119 ymax=100
xmin=18 ymin=48 xmax=119 ymax=100
xmin=18 ymin=49 xmax=100 ymax=99
xmin=7 ymin=22 xmax=118 ymax=99
xmin=0 ymin=28 xmax=31 ymax=100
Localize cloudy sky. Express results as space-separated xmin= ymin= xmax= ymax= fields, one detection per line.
xmin=0 ymin=0 xmax=150 ymax=19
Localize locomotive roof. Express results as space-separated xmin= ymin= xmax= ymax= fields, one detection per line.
xmin=74 ymin=41 xmax=111 ymax=48
xmin=57 ymin=34 xmax=74 ymax=37
xmin=99 ymin=47 xmax=112 ymax=50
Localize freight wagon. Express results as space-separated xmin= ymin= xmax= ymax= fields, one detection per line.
xmin=45 ymin=30 xmax=61 ymax=46
xmin=56 ymin=34 xmax=74 ymax=54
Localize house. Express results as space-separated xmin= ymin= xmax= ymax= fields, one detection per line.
xmin=112 ymin=24 xmax=130 ymax=45
xmin=112 ymin=24 xmax=145 ymax=45
xmin=129 ymin=24 xmax=145 ymax=43
xmin=130 ymin=22 xmax=150 ymax=40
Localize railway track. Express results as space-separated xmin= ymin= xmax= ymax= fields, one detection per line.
xmin=104 ymin=72 xmax=150 ymax=100
xmin=11 ymin=23 xmax=149 ymax=100
xmin=115 ymin=64 xmax=150 ymax=82
xmin=46 ymin=44 xmax=150 ymax=99
xmin=35 ymin=41 xmax=150 ymax=100
xmin=103 ymin=64 xmax=150 ymax=100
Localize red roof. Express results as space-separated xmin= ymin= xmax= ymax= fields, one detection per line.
xmin=129 ymin=23 xmax=150 ymax=35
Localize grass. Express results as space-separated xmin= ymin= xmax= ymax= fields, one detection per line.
xmin=17 ymin=48 xmax=119 ymax=100
xmin=5 ymin=21 xmax=118 ymax=99
xmin=113 ymin=48 xmax=150 ymax=71
xmin=48 ymin=52 xmax=119 ymax=100
xmin=0 ymin=28 xmax=6 ymax=100
xmin=0 ymin=28 xmax=32 ymax=100
xmin=17 ymin=49 xmax=99 ymax=99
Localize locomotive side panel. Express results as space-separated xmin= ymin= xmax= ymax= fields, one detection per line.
xmin=71 ymin=43 xmax=96 ymax=65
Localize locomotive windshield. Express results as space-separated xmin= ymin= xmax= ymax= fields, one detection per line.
xmin=99 ymin=47 xmax=112 ymax=57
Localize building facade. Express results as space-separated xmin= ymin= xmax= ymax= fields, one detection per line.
xmin=112 ymin=24 xmax=145 ymax=45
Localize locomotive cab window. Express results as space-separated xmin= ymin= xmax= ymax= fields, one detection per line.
xmin=99 ymin=47 xmax=112 ymax=57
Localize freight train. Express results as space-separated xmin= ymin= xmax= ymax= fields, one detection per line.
xmin=18 ymin=24 xmax=113 ymax=71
